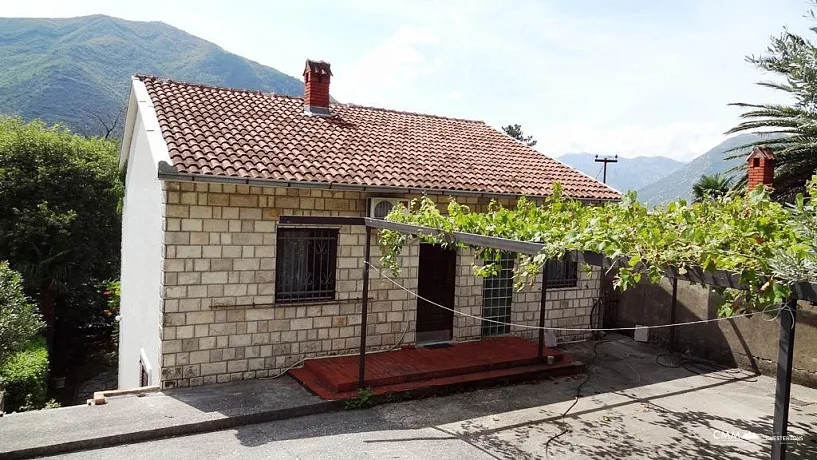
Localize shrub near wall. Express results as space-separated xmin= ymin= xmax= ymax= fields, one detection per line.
xmin=0 ymin=261 xmax=48 ymax=412
xmin=0 ymin=336 xmax=49 ymax=412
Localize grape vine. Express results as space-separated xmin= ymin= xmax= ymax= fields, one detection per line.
xmin=379 ymin=177 xmax=817 ymax=316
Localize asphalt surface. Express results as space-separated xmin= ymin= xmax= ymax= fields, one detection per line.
xmin=39 ymin=337 xmax=817 ymax=460
xmin=0 ymin=376 xmax=331 ymax=458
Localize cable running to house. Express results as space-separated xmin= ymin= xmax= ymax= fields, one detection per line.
xmin=365 ymin=261 xmax=783 ymax=332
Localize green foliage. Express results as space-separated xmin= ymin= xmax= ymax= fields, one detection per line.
xmin=102 ymin=280 xmax=121 ymax=319
xmin=0 ymin=15 xmax=305 ymax=136
xmin=344 ymin=388 xmax=375 ymax=410
xmin=726 ymin=1 xmax=817 ymax=196
xmin=691 ymin=173 xmax=734 ymax=202
xmin=0 ymin=336 xmax=49 ymax=412
xmin=0 ymin=261 xmax=43 ymax=363
xmin=0 ymin=117 xmax=122 ymax=309
xmin=768 ymin=175 xmax=817 ymax=282
xmin=501 ymin=124 xmax=537 ymax=147
xmin=102 ymin=279 xmax=121 ymax=347
xmin=43 ymin=398 xmax=61 ymax=409
xmin=379 ymin=181 xmax=817 ymax=316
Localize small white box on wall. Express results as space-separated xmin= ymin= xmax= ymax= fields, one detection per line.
xmin=634 ymin=325 xmax=649 ymax=342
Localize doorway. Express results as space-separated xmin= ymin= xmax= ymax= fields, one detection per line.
xmin=416 ymin=244 xmax=457 ymax=344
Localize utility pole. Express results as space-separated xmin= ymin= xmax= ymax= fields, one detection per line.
xmin=595 ymin=154 xmax=618 ymax=184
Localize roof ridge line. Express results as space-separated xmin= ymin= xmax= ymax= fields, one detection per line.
xmin=339 ymin=103 xmax=484 ymax=124
xmin=134 ymin=74 xmax=273 ymax=97
xmin=133 ymin=74 xmax=483 ymax=123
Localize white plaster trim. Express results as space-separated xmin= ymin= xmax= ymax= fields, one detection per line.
xmin=139 ymin=348 xmax=153 ymax=385
xmin=119 ymin=77 xmax=172 ymax=172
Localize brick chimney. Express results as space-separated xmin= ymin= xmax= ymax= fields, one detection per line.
xmin=303 ymin=59 xmax=332 ymax=116
xmin=747 ymin=146 xmax=776 ymax=190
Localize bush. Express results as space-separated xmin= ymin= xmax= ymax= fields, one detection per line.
xmin=0 ymin=336 xmax=49 ymax=412
xmin=0 ymin=261 xmax=43 ymax=363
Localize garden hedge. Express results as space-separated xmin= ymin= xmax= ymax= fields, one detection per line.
xmin=0 ymin=336 xmax=49 ymax=412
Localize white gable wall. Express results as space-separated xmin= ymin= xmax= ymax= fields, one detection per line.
xmin=118 ymin=80 xmax=171 ymax=389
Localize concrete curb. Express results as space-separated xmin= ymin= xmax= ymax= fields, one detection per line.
xmin=88 ymin=385 xmax=161 ymax=406
xmin=1 ymin=399 xmax=345 ymax=460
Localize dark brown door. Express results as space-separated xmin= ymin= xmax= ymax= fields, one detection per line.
xmin=416 ymin=244 xmax=456 ymax=343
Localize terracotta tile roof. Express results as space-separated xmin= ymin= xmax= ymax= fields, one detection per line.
xmin=137 ymin=75 xmax=620 ymax=200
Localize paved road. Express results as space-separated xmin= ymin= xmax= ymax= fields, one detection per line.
xmin=44 ymin=338 xmax=817 ymax=460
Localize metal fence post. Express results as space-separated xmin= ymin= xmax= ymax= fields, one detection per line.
xmin=669 ymin=278 xmax=678 ymax=352
xmin=771 ymin=297 xmax=797 ymax=460
xmin=358 ymin=226 xmax=372 ymax=389
xmin=538 ymin=262 xmax=549 ymax=361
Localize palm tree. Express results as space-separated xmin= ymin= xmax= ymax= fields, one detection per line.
xmin=726 ymin=17 xmax=817 ymax=197
xmin=692 ymin=173 xmax=734 ymax=202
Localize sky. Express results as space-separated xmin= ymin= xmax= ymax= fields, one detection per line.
xmin=3 ymin=0 xmax=815 ymax=161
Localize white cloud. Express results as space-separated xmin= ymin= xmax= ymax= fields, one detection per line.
xmin=332 ymin=25 xmax=439 ymax=104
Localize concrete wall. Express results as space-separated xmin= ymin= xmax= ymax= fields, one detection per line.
xmin=157 ymin=182 xmax=603 ymax=389
xmin=613 ymin=277 xmax=817 ymax=386
xmin=118 ymin=110 xmax=165 ymax=389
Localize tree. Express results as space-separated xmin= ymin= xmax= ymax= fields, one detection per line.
xmin=0 ymin=261 xmax=43 ymax=364
xmin=83 ymin=106 xmax=126 ymax=140
xmin=0 ymin=117 xmax=122 ymax=350
xmin=502 ymin=124 xmax=537 ymax=147
xmin=691 ymin=173 xmax=734 ymax=202
xmin=726 ymin=2 xmax=817 ymax=196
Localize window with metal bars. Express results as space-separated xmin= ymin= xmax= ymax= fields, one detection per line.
xmin=139 ymin=358 xmax=149 ymax=387
xmin=481 ymin=252 xmax=514 ymax=336
xmin=275 ymin=228 xmax=338 ymax=303
xmin=546 ymin=258 xmax=578 ymax=288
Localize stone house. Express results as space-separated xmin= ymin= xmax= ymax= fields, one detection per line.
xmin=117 ymin=59 xmax=620 ymax=390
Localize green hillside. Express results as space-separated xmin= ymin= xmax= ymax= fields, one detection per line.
xmin=635 ymin=133 xmax=765 ymax=206
xmin=0 ymin=15 xmax=304 ymax=135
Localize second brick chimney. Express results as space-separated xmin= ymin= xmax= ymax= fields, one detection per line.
xmin=303 ymin=59 xmax=332 ymax=116
xmin=747 ymin=146 xmax=776 ymax=190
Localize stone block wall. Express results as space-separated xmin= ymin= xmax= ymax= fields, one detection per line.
xmin=453 ymin=248 xmax=602 ymax=343
xmin=156 ymin=182 xmax=601 ymax=389
xmin=160 ymin=182 xmax=420 ymax=388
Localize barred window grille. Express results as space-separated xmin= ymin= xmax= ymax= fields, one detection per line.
xmin=139 ymin=358 xmax=149 ymax=387
xmin=482 ymin=252 xmax=514 ymax=336
xmin=275 ymin=228 xmax=338 ymax=303
xmin=546 ymin=258 xmax=578 ymax=288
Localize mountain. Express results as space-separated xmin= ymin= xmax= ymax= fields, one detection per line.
xmin=557 ymin=153 xmax=684 ymax=192
xmin=0 ymin=15 xmax=304 ymax=135
xmin=635 ymin=133 xmax=763 ymax=206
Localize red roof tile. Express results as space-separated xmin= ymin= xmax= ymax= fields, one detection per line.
xmin=137 ymin=75 xmax=620 ymax=200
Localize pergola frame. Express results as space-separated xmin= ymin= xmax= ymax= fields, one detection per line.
xmin=279 ymin=215 xmax=809 ymax=460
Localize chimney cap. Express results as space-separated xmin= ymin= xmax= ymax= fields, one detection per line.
xmin=304 ymin=59 xmax=333 ymax=77
xmin=747 ymin=146 xmax=776 ymax=162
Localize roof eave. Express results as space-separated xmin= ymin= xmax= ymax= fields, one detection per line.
xmin=156 ymin=166 xmax=620 ymax=203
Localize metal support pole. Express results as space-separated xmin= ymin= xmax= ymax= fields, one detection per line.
xmin=538 ymin=262 xmax=549 ymax=361
xmin=669 ymin=278 xmax=678 ymax=352
xmin=771 ymin=297 xmax=797 ymax=460
xmin=358 ymin=226 xmax=372 ymax=389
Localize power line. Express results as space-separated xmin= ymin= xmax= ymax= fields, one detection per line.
xmin=593 ymin=165 xmax=604 ymax=181
xmin=594 ymin=155 xmax=618 ymax=184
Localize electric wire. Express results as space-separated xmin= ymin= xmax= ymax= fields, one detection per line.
xmin=366 ymin=261 xmax=783 ymax=332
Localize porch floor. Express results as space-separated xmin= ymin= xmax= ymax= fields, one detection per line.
xmin=289 ymin=337 xmax=585 ymax=400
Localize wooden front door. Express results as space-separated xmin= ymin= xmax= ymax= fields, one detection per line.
xmin=416 ymin=244 xmax=457 ymax=343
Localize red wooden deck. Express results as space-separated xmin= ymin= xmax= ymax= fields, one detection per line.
xmin=289 ymin=337 xmax=585 ymax=400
